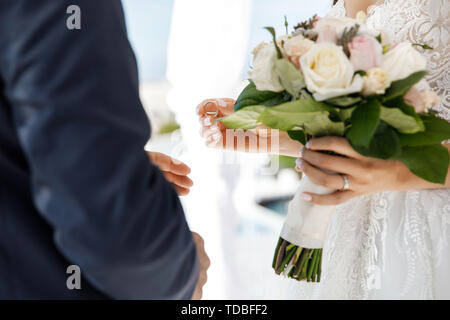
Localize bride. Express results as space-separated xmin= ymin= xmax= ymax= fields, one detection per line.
xmin=197 ymin=0 xmax=450 ymax=299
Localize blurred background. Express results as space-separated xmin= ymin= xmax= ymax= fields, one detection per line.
xmin=121 ymin=0 xmax=334 ymax=299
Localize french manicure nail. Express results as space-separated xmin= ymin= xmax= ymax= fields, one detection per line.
xmin=211 ymin=132 xmax=222 ymax=141
xmin=203 ymin=118 xmax=212 ymax=126
xmin=295 ymin=158 xmax=303 ymax=170
xmin=305 ymin=141 xmax=311 ymax=149
xmin=299 ymin=146 xmax=305 ymax=158
xmin=300 ymin=193 xmax=312 ymax=202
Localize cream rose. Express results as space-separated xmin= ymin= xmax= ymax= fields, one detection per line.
xmin=300 ymin=42 xmax=364 ymax=101
xmin=249 ymin=42 xmax=284 ymax=92
xmin=362 ymin=68 xmax=391 ymax=96
xmin=315 ymin=17 xmax=377 ymax=37
xmin=283 ymin=34 xmax=315 ymax=69
xmin=381 ymin=42 xmax=427 ymax=82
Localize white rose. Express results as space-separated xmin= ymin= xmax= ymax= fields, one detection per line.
xmin=249 ymin=42 xmax=284 ymax=92
xmin=362 ymin=68 xmax=391 ymax=96
xmin=300 ymin=42 xmax=364 ymax=101
xmin=381 ymin=42 xmax=427 ymax=82
xmin=283 ymin=34 xmax=314 ymax=57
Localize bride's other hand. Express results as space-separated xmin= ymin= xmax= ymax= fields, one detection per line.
xmin=148 ymin=152 xmax=193 ymax=196
xmin=295 ymin=137 xmax=450 ymax=205
xmin=197 ymin=98 xmax=303 ymax=157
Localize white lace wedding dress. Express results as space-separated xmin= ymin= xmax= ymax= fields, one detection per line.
xmin=281 ymin=0 xmax=450 ymax=300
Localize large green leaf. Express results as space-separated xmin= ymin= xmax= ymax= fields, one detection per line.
xmin=383 ymin=71 xmax=427 ymax=102
xmin=394 ymin=144 xmax=450 ymax=184
xmin=399 ymin=114 xmax=450 ymax=146
xmin=350 ymin=121 xmax=401 ymax=159
xmin=326 ymin=96 xmax=362 ymax=107
xmin=274 ymin=59 xmax=306 ymax=99
xmin=347 ymin=99 xmax=381 ymax=147
xmin=287 ymin=130 xmax=307 ymax=145
xmin=339 ymin=106 xmax=356 ymax=121
xmin=234 ymin=82 xmax=291 ymax=111
xmin=380 ymin=106 xmax=424 ymax=134
xmin=220 ymin=106 xmax=265 ymax=129
xmin=258 ymin=99 xmax=345 ymax=136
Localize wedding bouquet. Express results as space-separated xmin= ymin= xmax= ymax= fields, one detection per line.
xmin=220 ymin=12 xmax=450 ymax=282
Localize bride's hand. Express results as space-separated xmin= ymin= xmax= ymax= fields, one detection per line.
xmin=197 ymin=98 xmax=303 ymax=157
xmin=148 ymin=152 xmax=193 ymax=196
xmin=295 ymin=136 xmax=450 ymax=205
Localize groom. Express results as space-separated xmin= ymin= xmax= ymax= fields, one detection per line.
xmin=0 ymin=0 xmax=208 ymax=299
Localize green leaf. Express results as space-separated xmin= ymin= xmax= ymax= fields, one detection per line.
xmin=234 ymin=82 xmax=291 ymax=111
xmin=398 ymin=113 xmax=450 ymax=146
xmin=258 ymin=99 xmax=345 ymax=136
xmin=326 ymin=96 xmax=362 ymax=107
xmin=347 ymin=99 xmax=381 ymax=147
xmin=376 ymin=34 xmax=382 ymax=44
xmin=339 ymin=107 xmax=355 ymax=121
xmin=394 ymin=144 xmax=449 ymax=184
xmin=264 ymin=27 xmax=283 ymax=59
xmin=380 ymin=106 xmax=424 ymax=134
xmin=220 ymin=106 xmax=265 ymax=129
xmin=350 ymin=121 xmax=401 ymax=159
xmin=383 ymin=71 xmax=427 ymax=102
xmin=412 ymin=43 xmax=434 ymax=50
xmin=287 ymin=130 xmax=307 ymax=145
xmin=274 ymin=59 xmax=306 ymax=98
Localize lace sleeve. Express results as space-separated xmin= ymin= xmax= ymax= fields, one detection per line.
xmin=367 ymin=0 xmax=450 ymax=120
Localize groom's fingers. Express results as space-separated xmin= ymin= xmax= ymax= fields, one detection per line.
xmin=149 ymin=152 xmax=191 ymax=176
xmin=175 ymin=186 xmax=190 ymax=196
xmin=163 ymin=172 xmax=193 ymax=189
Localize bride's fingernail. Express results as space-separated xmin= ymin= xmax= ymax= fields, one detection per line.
xmin=202 ymin=118 xmax=212 ymax=126
xmin=299 ymin=146 xmax=305 ymax=158
xmin=305 ymin=141 xmax=311 ymax=149
xmin=211 ymin=132 xmax=222 ymax=141
xmin=295 ymin=158 xmax=303 ymax=171
xmin=300 ymin=193 xmax=312 ymax=202
xmin=217 ymin=99 xmax=227 ymax=107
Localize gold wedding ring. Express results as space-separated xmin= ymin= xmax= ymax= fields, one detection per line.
xmin=204 ymin=101 xmax=220 ymax=118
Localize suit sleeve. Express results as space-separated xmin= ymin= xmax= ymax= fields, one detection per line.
xmin=0 ymin=0 xmax=199 ymax=299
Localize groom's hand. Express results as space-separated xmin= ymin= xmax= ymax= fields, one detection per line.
xmin=148 ymin=152 xmax=193 ymax=196
xmin=191 ymin=232 xmax=210 ymax=300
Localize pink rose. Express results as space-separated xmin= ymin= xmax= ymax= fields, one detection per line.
xmin=348 ymin=35 xmax=383 ymax=71
xmin=316 ymin=25 xmax=338 ymax=44
xmin=404 ymin=88 xmax=440 ymax=113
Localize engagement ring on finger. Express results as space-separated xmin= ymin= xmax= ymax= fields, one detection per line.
xmin=341 ymin=174 xmax=350 ymax=191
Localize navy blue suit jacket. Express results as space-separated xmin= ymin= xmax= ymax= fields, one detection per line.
xmin=0 ymin=0 xmax=198 ymax=299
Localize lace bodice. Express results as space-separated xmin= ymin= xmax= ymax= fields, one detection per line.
xmin=278 ymin=0 xmax=450 ymax=300
xmin=330 ymin=0 xmax=450 ymax=120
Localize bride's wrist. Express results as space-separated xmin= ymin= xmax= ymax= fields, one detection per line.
xmin=279 ymin=140 xmax=303 ymax=157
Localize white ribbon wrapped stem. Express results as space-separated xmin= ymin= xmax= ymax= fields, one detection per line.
xmin=280 ymin=174 xmax=337 ymax=249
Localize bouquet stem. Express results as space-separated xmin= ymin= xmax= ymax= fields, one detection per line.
xmin=272 ymin=238 xmax=322 ymax=282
